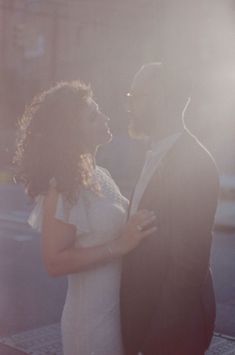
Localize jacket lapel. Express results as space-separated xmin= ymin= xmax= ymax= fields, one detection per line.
xmin=137 ymin=129 xmax=189 ymax=210
xmin=127 ymin=187 xmax=135 ymax=219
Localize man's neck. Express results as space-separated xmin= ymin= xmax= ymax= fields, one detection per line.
xmin=149 ymin=123 xmax=183 ymax=143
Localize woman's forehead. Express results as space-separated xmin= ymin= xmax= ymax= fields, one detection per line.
xmin=87 ymin=98 xmax=99 ymax=111
xmin=82 ymin=98 xmax=99 ymax=119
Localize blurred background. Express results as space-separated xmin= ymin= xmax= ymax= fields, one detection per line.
xmin=0 ymin=0 xmax=235 ymax=354
xmin=0 ymin=0 xmax=235 ymax=177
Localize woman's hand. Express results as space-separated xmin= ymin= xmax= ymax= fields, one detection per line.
xmin=112 ymin=210 xmax=157 ymax=256
xmin=43 ymin=188 xmax=157 ymax=275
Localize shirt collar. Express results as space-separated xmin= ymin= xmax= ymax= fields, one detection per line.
xmin=150 ymin=132 xmax=182 ymax=153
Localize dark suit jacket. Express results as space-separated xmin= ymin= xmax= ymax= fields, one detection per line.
xmin=120 ymin=129 xmax=219 ymax=355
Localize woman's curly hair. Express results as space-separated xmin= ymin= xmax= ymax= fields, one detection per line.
xmin=14 ymin=81 xmax=97 ymax=202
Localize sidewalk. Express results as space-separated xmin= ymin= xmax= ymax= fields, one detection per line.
xmin=0 ymin=325 xmax=235 ymax=355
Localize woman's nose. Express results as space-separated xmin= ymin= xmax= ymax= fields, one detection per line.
xmin=102 ymin=113 xmax=110 ymax=122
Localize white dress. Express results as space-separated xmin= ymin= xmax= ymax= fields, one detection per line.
xmin=28 ymin=166 xmax=128 ymax=355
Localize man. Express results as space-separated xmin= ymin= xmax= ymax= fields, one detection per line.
xmin=120 ymin=63 xmax=219 ymax=355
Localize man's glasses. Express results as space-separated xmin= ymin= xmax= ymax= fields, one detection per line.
xmin=125 ymin=92 xmax=148 ymax=112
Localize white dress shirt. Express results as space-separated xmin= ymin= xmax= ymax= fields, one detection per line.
xmin=130 ymin=132 xmax=182 ymax=216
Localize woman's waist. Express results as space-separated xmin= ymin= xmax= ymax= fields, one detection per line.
xmin=65 ymin=268 xmax=121 ymax=313
xmin=67 ymin=261 xmax=121 ymax=287
xmin=75 ymin=237 xmax=119 ymax=250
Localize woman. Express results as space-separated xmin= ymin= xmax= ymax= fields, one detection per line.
xmin=14 ymin=81 xmax=156 ymax=355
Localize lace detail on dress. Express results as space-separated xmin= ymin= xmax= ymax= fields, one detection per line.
xmin=28 ymin=166 xmax=128 ymax=236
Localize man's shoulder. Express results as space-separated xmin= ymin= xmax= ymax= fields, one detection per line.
xmin=163 ymin=128 xmax=219 ymax=182
xmin=174 ymin=129 xmax=216 ymax=164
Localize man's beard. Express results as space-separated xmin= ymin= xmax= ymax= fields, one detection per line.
xmin=128 ymin=119 xmax=147 ymax=139
xmin=128 ymin=115 xmax=156 ymax=139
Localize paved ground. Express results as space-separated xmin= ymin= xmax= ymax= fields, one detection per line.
xmin=0 ymin=179 xmax=234 ymax=354
xmin=0 ymin=323 xmax=235 ymax=355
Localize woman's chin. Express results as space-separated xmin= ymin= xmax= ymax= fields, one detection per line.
xmin=106 ymin=131 xmax=113 ymax=143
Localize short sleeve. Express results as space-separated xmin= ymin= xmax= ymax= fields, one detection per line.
xmin=27 ymin=195 xmax=44 ymax=232
xmin=98 ymin=166 xmax=112 ymax=178
xmin=28 ymin=190 xmax=90 ymax=234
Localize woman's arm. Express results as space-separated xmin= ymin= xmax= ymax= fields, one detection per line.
xmin=42 ymin=187 xmax=157 ymax=277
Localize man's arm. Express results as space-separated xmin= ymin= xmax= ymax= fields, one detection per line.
xmin=167 ymin=162 xmax=219 ymax=287
xmin=141 ymin=157 xmax=219 ymax=353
